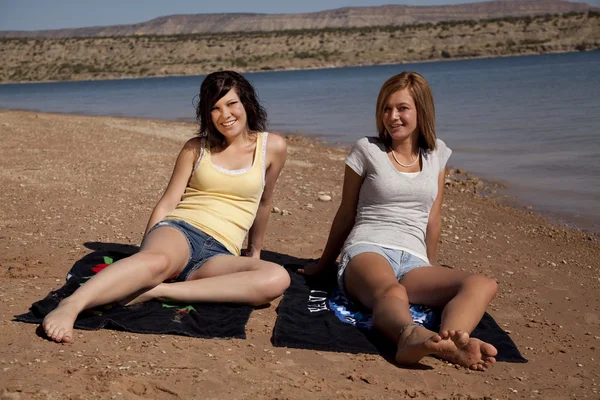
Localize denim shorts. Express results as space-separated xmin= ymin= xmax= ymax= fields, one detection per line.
xmin=337 ymin=243 xmax=431 ymax=296
xmin=146 ymin=219 xmax=232 ymax=282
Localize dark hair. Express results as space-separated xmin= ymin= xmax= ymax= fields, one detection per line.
xmin=196 ymin=71 xmax=267 ymax=149
xmin=375 ymin=71 xmax=437 ymax=151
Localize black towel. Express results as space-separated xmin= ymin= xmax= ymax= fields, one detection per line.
xmin=15 ymin=251 xmax=253 ymax=339
xmin=273 ymin=266 xmax=527 ymax=363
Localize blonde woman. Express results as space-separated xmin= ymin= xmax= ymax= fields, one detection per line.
xmin=302 ymin=72 xmax=498 ymax=370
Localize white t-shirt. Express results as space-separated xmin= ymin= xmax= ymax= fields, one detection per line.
xmin=343 ymin=137 xmax=452 ymax=263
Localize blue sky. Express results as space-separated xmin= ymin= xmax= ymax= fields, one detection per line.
xmin=1 ymin=0 xmax=597 ymax=31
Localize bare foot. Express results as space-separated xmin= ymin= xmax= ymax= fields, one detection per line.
xmin=437 ymin=330 xmax=498 ymax=371
xmin=42 ymin=300 xmax=80 ymax=343
xmin=395 ymin=326 xmax=470 ymax=365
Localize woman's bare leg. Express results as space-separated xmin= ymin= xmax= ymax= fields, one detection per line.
xmin=344 ymin=253 xmax=475 ymax=367
xmin=42 ymin=227 xmax=189 ymax=343
xmin=125 ymin=255 xmax=290 ymax=307
xmin=400 ymin=266 xmax=499 ymax=370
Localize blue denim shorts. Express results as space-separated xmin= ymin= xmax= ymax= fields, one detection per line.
xmin=146 ymin=219 xmax=232 ymax=282
xmin=337 ymin=243 xmax=431 ymax=296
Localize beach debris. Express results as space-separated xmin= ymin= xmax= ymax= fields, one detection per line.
xmin=318 ymin=194 xmax=332 ymax=202
xmin=271 ymin=206 xmax=291 ymax=215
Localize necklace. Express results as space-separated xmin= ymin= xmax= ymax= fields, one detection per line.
xmin=390 ymin=147 xmax=420 ymax=168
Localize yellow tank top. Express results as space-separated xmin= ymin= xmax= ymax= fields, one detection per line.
xmin=166 ymin=132 xmax=268 ymax=255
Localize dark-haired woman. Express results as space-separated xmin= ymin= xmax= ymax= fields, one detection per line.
xmin=301 ymin=72 xmax=498 ymax=370
xmin=43 ymin=71 xmax=290 ymax=343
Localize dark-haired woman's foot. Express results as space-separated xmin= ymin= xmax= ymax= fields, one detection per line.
xmin=42 ymin=299 xmax=81 ymax=343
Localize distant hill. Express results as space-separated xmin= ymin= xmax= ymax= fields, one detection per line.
xmin=0 ymin=0 xmax=596 ymax=38
xmin=2 ymin=11 xmax=598 ymax=83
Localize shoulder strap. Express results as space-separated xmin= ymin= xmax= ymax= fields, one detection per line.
xmin=261 ymin=132 xmax=269 ymax=186
xmin=192 ymin=137 xmax=205 ymax=173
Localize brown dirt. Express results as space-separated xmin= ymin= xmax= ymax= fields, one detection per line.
xmin=0 ymin=110 xmax=599 ymax=399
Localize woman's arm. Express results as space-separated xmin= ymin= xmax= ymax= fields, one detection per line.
xmin=425 ymin=169 xmax=446 ymax=265
xmin=300 ymin=165 xmax=364 ymax=275
xmin=142 ymin=138 xmax=200 ymax=239
xmin=245 ymin=133 xmax=287 ymax=258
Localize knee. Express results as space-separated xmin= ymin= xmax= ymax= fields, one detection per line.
xmin=466 ymin=274 xmax=498 ymax=300
xmin=374 ymin=283 xmax=409 ymax=304
xmin=135 ymin=251 xmax=174 ymax=282
xmin=266 ymin=264 xmax=291 ymax=295
xmin=251 ymin=263 xmax=291 ymax=307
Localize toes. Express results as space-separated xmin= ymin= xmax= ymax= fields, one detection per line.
xmin=62 ymin=332 xmax=73 ymax=344
xmin=45 ymin=324 xmax=74 ymax=343
xmin=42 ymin=324 xmax=51 ymax=338
xmin=451 ymin=330 xmax=470 ymax=347
xmin=46 ymin=325 xmax=58 ymax=341
xmin=470 ymin=361 xmax=488 ymax=371
xmin=429 ymin=333 xmax=443 ymax=343
xmin=481 ymin=343 xmax=498 ymax=357
xmin=55 ymin=328 xmax=65 ymax=342
xmin=483 ymin=356 xmax=496 ymax=365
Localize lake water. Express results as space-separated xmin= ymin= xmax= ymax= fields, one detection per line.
xmin=1 ymin=51 xmax=599 ymax=232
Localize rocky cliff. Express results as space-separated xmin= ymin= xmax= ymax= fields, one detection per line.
xmin=1 ymin=12 xmax=598 ymax=83
xmin=0 ymin=0 xmax=595 ymax=38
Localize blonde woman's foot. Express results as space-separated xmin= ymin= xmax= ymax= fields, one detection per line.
xmin=42 ymin=300 xmax=80 ymax=343
xmin=437 ymin=329 xmax=498 ymax=371
xmin=395 ymin=325 xmax=470 ymax=366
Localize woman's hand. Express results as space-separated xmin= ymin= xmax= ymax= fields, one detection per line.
xmin=296 ymin=263 xmax=324 ymax=276
xmin=297 ymin=260 xmax=337 ymax=277
xmin=242 ymin=245 xmax=261 ymax=259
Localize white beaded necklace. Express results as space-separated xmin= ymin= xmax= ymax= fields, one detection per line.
xmin=390 ymin=148 xmax=420 ymax=168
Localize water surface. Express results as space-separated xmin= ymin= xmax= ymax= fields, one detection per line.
xmin=1 ymin=51 xmax=599 ymax=232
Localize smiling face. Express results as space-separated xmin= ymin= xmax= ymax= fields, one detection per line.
xmin=210 ymin=88 xmax=249 ymax=141
xmin=382 ymin=88 xmax=419 ymax=144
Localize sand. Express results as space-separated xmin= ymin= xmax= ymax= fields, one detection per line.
xmin=0 ymin=110 xmax=599 ymax=399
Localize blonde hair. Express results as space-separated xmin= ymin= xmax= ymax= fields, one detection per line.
xmin=375 ymin=71 xmax=436 ymax=151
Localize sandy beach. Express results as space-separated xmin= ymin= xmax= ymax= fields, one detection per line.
xmin=1 ymin=110 xmax=599 ymax=399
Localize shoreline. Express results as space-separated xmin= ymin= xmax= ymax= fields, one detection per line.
xmin=3 ymin=107 xmax=598 ymax=236
xmin=1 ymin=110 xmax=599 ymax=399
xmin=0 ymin=49 xmax=595 ymax=86
xmin=2 ymin=108 xmax=597 ymax=237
